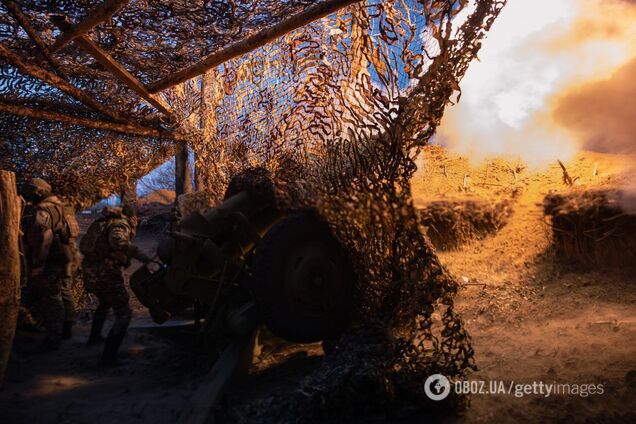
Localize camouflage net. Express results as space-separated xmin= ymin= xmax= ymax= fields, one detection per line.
xmin=196 ymin=1 xmax=506 ymax=420
xmin=1 ymin=0 xmax=507 ymax=419
xmin=0 ymin=0 xmax=318 ymax=205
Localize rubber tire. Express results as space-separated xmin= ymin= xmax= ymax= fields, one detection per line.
xmin=250 ymin=212 xmax=355 ymax=343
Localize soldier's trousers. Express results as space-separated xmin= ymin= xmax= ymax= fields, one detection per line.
xmin=31 ymin=269 xmax=76 ymax=341
xmin=92 ymin=288 xmax=132 ymax=336
xmin=83 ymin=264 xmax=131 ymax=337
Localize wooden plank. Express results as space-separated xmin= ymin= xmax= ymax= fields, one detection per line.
xmin=1 ymin=0 xmax=68 ymax=79
xmin=147 ymin=0 xmax=362 ymax=93
xmin=0 ymin=43 xmax=127 ymax=122
xmin=0 ymin=170 xmax=21 ymax=387
xmin=49 ymin=0 xmax=129 ymax=53
xmin=179 ymin=331 xmax=257 ymax=424
xmin=52 ymin=15 xmax=174 ymax=118
xmin=0 ymin=101 xmax=183 ymax=140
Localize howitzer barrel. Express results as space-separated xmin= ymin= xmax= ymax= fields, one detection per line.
xmin=180 ymin=190 xmax=265 ymax=234
xmin=132 ymin=184 xmax=356 ymax=344
xmin=134 ymin=189 xmax=284 ymax=318
xmin=166 ymin=190 xmax=283 ymax=298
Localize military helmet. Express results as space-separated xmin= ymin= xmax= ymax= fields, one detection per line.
xmin=22 ymin=177 xmax=52 ymax=201
xmin=102 ymin=205 xmax=136 ymax=227
xmin=101 ymin=206 xmax=123 ymax=219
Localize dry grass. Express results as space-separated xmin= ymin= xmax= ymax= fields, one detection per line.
xmin=544 ymin=189 xmax=636 ymax=269
xmin=418 ymin=199 xmax=514 ymax=251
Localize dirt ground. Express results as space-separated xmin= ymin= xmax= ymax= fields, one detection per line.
xmin=1 ymin=147 xmax=635 ymax=423
xmin=413 ymin=147 xmax=636 ymax=423
xmin=0 ymin=230 xmax=222 ymax=424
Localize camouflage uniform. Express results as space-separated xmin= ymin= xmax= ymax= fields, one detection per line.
xmin=81 ymin=208 xmax=150 ymax=365
xmin=23 ymin=179 xmax=79 ymax=349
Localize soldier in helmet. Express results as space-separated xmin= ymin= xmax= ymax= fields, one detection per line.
xmin=21 ymin=178 xmax=80 ymax=352
xmin=80 ymin=203 xmax=151 ymax=366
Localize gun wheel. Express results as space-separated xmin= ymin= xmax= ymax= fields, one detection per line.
xmin=250 ymin=212 xmax=355 ymax=343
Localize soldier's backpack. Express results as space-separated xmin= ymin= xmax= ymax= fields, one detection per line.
xmin=79 ymin=218 xmax=109 ymax=260
xmin=79 ymin=211 xmax=131 ymax=260
xmin=35 ymin=197 xmax=80 ymax=268
xmin=59 ymin=205 xmax=80 ymax=244
xmin=38 ymin=197 xmax=79 ymax=245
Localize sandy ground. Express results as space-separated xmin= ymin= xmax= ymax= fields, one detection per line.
xmin=416 ymin=148 xmax=636 ymax=423
xmin=1 ymin=147 xmax=635 ymax=423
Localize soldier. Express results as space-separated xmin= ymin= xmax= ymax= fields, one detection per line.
xmin=21 ymin=178 xmax=80 ymax=352
xmin=80 ymin=203 xmax=151 ymax=366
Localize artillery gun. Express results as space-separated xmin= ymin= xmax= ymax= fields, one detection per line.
xmin=131 ymin=173 xmax=356 ymax=344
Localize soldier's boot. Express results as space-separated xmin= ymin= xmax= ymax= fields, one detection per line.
xmin=86 ymin=314 xmax=106 ymax=346
xmin=62 ymin=321 xmax=74 ymax=340
xmin=99 ymin=332 xmax=126 ymax=367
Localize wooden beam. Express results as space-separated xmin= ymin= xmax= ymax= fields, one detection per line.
xmin=0 ymin=101 xmax=184 ymax=140
xmin=49 ymin=0 xmax=129 ymax=53
xmin=147 ymin=0 xmax=362 ymax=93
xmin=0 ymin=43 xmax=127 ymax=122
xmin=52 ymin=15 xmax=174 ymax=118
xmin=1 ymin=0 xmax=68 ymax=79
xmin=178 ymin=329 xmax=258 ymax=424
xmin=0 ymin=170 xmax=20 ymax=387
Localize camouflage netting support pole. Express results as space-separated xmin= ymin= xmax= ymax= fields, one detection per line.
xmin=120 ymin=178 xmax=138 ymax=207
xmin=171 ymin=142 xmax=193 ymax=230
xmin=0 ymin=170 xmax=20 ymax=387
xmin=194 ymin=74 xmax=208 ymax=191
xmin=175 ymin=143 xmax=192 ymax=196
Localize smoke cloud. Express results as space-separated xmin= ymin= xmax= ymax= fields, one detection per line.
xmin=437 ymin=0 xmax=636 ymax=166
xmin=554 ymin=58 xmax=636 ymax=154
